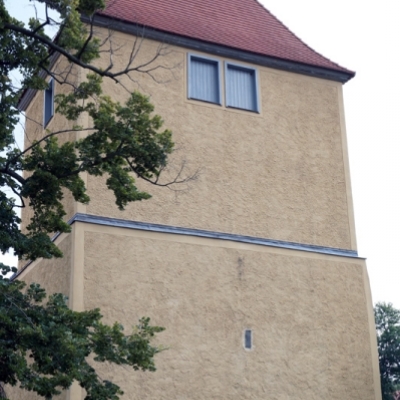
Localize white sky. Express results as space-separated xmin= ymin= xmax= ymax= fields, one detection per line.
xmin=3 ymin=0 xmax=400 ymax=308
xmin=262 ymin=0 xmax=400 ymax=308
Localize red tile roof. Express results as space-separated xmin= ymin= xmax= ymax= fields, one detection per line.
xmin=101 ymin=0 xmax=354 ymax=76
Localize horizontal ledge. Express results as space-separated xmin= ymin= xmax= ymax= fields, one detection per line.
xmin=70 ymin=213 xmax=359 ymax=258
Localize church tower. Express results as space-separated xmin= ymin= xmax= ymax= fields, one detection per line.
xmin=16 ymin=0 xmax=381 ymax=398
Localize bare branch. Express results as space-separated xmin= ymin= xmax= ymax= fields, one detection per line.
xmin=6 ymin=21 xmax=178 ymax=93
xmin=4 ymin=22 xmax=121 ymax=83
xmin=75 ymin=14 xmax=96 ymax=60
xmin=126 ymin=158 xmax=199 ymax=190
xmin=31 ymin=2 xmax=51 ymax=34
xmin=6 ymin=128 xmax=97 ymax=168
xmin=126 ymin=30 xmax=141 ymax=69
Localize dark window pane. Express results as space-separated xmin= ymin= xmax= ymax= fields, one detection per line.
xmin=245 ymin=329 xmax=252 ymax=349
xmin=44 ymin=79 xmax=54 ymax=126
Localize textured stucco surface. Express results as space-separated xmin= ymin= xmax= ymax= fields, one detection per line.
xmin=18 ymin=31 xmax=356 ymax=250
xmin=83 ymin=31 xmax=354 ymax=250
xmin=16 ymin=29 xmax=376 ymax=400
xmin=18 ymin=232 xmax=71 ymax=295
xmin=82 ymin=227 xmax=377 ymax=400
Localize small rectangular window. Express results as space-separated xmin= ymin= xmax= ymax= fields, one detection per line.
xmin=44 ymin=78 xmax=54 ymax=127
xmin=244 ymin=329 xmax=252 ymax=349
xmin=225 ymin=63 xmax=259 ymax=112
xmin=188 ymin=54 xmax=221 ymax=104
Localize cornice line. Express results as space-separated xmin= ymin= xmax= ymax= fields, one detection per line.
xmin=84 ymin=14 xmax=353 ymax=83
xmin=18 ymin=14 xmax=353 ymax=111
xmin=12 ymin=213 xmax=361 ymax=280
xmin=70 ymin=213 xmax=359 ymax=258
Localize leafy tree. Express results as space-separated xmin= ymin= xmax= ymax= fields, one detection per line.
xmin=0 ymin=278 xmax=164 ymax=400
xmin=1 ymin=0 xmax=175 ymax=263
xmin=375 ymin=302 xmax=400 ymax=400
xmin=0 ymin=0 xmax=182 ymax=398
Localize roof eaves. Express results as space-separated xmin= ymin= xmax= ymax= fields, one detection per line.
xmin=86 ymin=14 xmax=355 ymax=83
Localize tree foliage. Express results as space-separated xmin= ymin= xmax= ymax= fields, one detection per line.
xmin=0 ymin=274 xmax=164 ymax=400
xmin=0 ymin=0 xmax=177 ymax=398
xmin=375 ymin=302 xmax=400 ymax=400
xmin=0 ymin=0 xmax=174 ymax=262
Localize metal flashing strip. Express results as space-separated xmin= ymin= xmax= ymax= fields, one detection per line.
xmin=70 ymin=213 xmax=359 ymax=258
xmin=84 ymin=14 xmax=354 ymax=83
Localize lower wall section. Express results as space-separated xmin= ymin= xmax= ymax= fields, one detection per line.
xmin=17 ymin=232 xmax=72 ymax=295
xmin=6 ymin=233 xmax=71 ymax=400
xmin=80 ymin=223 xmax=380 ymax=400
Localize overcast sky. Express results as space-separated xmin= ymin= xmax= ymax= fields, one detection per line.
xmin=3 ymin=0 xmax=400 ymax=308
xmin=262 ymin=0 xmax=400 ymax=308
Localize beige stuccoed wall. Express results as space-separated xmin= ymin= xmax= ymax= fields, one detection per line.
xmin=17 ymin=30 xmax=357 ymax=250
xmin=16 ymin=232 xmax=72 ymax=297
xmin=84 ymin=30 xmax=356 ymax=250
xmin=73 ymin=222 xmax=380 ymax=400
xmin=15 ymin=27 xmax=376 ymax=400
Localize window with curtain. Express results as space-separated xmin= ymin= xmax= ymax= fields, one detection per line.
xmin=225 ymin=63 xmax=258 ymax=112
xmin=188 ymin=55 xmax=221 ymax=104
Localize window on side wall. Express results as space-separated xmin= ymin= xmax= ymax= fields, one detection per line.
xmin=225 ymin=63 xmax=259 ymax=112
xmin=44 ymin=78 xmax=54 ymax=127
xmin=188 ymin=54 xmax=221 ymax=105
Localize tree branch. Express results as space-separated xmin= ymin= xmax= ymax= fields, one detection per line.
xmin=6 ymin=128 xmax=97 ymax=168
xmin=9 ymin=185 xmax=25 ymax=209
xmin=75 ymin=14 xmax=95 ymax=60
xmin=0 ymin=168 xmax=25 ymax=186
xmin=4 ymin=22 xmax=120 ymax=83
xmin=4 ymin=21 xmax=175 ymax=84
xmin=126 ymin=159 xmax=198 ymax=189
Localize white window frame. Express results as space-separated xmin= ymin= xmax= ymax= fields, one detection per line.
xmin=224 ymin=62 xmax=260 ymax=113
xmin=44 ymin=78 xmax=54 ymax=127
xmin=187 ymin=53 xmax=222 ymax=105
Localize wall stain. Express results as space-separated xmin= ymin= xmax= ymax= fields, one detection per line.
xmin=237 ymin=256 xmax=245 ymax=280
